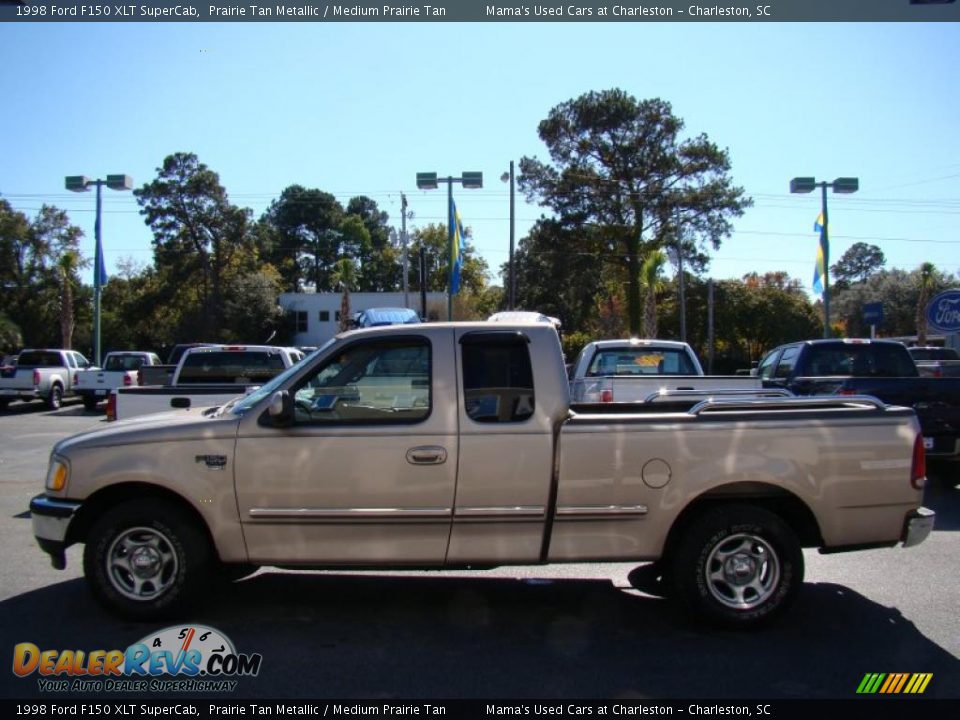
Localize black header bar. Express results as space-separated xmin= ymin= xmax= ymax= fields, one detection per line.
xmin=1 ymin=0 xmax=959 ymax=23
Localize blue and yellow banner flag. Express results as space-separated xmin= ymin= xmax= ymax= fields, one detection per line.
xmin=812 ymin=241 xmax=825 ymax=295
xmin=812 ymin=211 xmax=826 ymax=295
xmin=96 ymin=235 xmax=108 ymax=287
xmin=449 ymin=196 xmax=466 ymax=295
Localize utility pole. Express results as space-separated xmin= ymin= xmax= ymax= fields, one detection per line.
xmin=707 ymin=279 xmax=715 ymax=374
xmin=401 ymin=193 xmax=409 ymax=309
xmin=676 ymin=207 xmax=687 ymax=343
xmin=419 ymin=247 xmax=427 ymax=320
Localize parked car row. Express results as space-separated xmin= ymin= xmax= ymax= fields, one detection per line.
xmin=0 ymin=344 xmax=306 ymax=416
xmin=4 ymin=323 xmax=959 ymax=462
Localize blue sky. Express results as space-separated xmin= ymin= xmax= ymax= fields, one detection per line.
xmin=1 ymin=21 xmax=958 ymax=298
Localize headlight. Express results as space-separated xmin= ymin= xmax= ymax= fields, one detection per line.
xmin=45 ymin=457 xmax=69 ymax=492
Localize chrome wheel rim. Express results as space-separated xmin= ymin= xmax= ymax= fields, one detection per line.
xmin=704 ymin=533 xmax=780 ymax=610
xmin=106 ymin=526 xmax=179 ymax=601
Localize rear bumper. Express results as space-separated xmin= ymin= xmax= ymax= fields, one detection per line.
xmin=30 ymin=494 xmax=82 ymax=569
xmin=925 ymin=436 xmax=960 ymax=458
xmin=0 ymin=388 xmax=41 ymax=400
xmin=902 ymin=507 xmax=935 ymax=548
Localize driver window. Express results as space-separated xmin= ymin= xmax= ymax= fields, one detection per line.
xmin=292 ymin=338 xmax=431 ymax=425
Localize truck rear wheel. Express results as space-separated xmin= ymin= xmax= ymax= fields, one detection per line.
xmin=670 ymin=504 xmax=803 ymax=628
xmin=46 ymin=384 xmax=63 ymax=410
xmin=82 ymin=396 xmax=100 ymax=411
xmin=83 ymin=499 xmax=212 ymax=620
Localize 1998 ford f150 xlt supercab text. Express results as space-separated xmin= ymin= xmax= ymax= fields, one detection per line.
xmin=30 ymin=323 xmax=934 ymax=627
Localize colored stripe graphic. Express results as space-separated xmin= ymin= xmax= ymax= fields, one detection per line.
xmin=857 ymin=673 xmax=932 ymax=694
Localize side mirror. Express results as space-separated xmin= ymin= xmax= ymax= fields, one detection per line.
xmin=268 ymin=390 xmax=294 ymax=426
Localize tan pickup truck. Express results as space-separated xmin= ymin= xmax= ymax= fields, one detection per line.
xmin=30 ymin=323 xmax=934 ymax=628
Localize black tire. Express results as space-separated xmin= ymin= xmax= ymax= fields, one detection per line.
xmin=0 ymin=399 xmax=8 ymax=411
xmin=82 ymin=396 xmax=100 ymax=411
xmin=46 ymin=384 xmax=63 ymax=410
xmin=670 ymin=504 xmax=803 ymax=628
xmin=83 ymin=499 xmax=212 ymax=620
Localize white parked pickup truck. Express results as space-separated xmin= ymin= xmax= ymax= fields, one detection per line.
xmin=0 ymin=349 xmax=92 ymax=410
xmin=74 ymin=351 xmax=162 ymax=410
xmin=30 ymin=323 xmax=934 ymax=627
xmin=108 ymin=344 xmax=304 ymax=421
xmin=570 ymin=339 xmax=761 ymax=403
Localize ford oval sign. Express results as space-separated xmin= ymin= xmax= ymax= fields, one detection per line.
xmin=926 ymin=290 xmax=960 ymax=333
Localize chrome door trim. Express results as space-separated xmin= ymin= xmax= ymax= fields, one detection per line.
xmin=454 ymin=506 xmax=546 ymax=522
xmin=248 ymin=507 xmax=452 ymax=523
xmin=556 ymin=505 xmax=648 ymax=520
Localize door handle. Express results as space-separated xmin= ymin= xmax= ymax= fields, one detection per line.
xmin=406 ymin=446 xmax=447 ymax=465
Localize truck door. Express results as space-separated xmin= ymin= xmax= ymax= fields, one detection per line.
xmin=446 ymin=330 xmax=555 ymax=564
xmin=233 ymin=329 xmax=458 ymax=565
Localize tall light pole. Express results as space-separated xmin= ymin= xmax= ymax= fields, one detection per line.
xmin=415 ymin=171 xmax=483 ymax=320
xmin=65 ymin=174 xmax=133 ymax=365
xmin=500 ymin=161 xmax=516 ymax=310
xmin=789 ymin=176 xmax=859 ymax=338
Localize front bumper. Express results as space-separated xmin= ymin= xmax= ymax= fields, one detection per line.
xmin=30 ymin=494 xmax=82 ymax=569
xmin=902 ymin=507 xmax=935 ymax=548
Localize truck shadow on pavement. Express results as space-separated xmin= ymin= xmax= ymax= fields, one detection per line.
xmin=1 ymin=572 xmax=957 ymax=700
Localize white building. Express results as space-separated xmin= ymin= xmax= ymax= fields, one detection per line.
xmin=279 ymin=292 xmax=448 ymax=347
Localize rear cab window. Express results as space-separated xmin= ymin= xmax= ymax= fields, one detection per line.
xmin=16 ymin=351 xmax=64 ymax=368
xmin=587 ymin=347 xmax=698 ymax=376
xmin=461 ymin=332 xmax=535 ymax=424
xmin=177 ymin=350 xmax=288 ymax=384
xmin=806 ymin=343 xmax=918 ymax=377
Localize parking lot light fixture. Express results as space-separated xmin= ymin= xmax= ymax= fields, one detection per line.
xmin=789 ymin=175 xmax=859 ymax=338
xmin=415 ymin=171 xmax=482 ymax=320
xmin=65 ymin=174 xmax=133 ymax=365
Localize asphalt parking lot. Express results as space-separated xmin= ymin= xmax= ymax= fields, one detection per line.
xmin=0 ymin=399 xmax=958 ymax=701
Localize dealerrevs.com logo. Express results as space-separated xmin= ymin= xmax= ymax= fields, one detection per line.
xmin=13 ymin=625 xmax=261 ymax=693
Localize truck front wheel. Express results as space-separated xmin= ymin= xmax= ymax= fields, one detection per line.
xmin=670 ymin=504 xmax=803 ymax=628
xmin=83 ymin=500 xmax=212 ymax=620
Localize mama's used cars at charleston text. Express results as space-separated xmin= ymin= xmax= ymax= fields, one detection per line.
xmin=30 ymin=323 xmax=933 ymax=627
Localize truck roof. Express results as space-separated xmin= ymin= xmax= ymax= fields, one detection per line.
xmin=586 ymin=338 xmax=694 ymax=350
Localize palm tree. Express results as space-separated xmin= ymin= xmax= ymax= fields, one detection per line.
xmin=331 ymin=258 xmax=358 ymax=333
xmin=916 ymin=262 xmax=936 ymax=345
xmin=640 ymin=250 xmax=668 ymax=338
xmin=57 ymin=251 xmax=80 ymax=349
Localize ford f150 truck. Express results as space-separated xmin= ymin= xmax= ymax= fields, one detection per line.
xmin=570 ymin=339 xmax=761 ymax=402
xmin=30 ymin=323 xmax=934 ymax=628
xmin=135 ymin=343 xmax=216 ymax=387
xmin=109 ymin=345 xmax=304 ymax=421
xmin=0 ymin=349 xmax=92 ymax=410
xmin=757 ymin=339 xmax=960 ymax=458
xmin=74 ymin=351 xmax=162 ymax=410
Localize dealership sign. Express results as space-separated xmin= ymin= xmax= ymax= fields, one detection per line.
xmin=926 ymin=290 xmax=960 ymax=334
